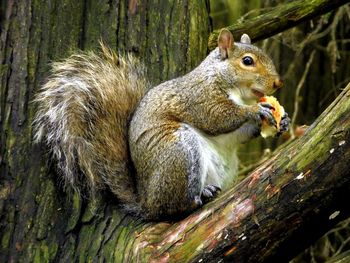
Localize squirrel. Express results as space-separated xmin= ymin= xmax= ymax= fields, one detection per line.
xmin=33 ymin=29 xmax=289 ymax=220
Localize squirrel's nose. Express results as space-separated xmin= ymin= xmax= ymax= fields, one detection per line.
xmin=273 ymin=78 xmax=283 ymax=89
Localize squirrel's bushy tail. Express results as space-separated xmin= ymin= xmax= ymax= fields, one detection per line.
xmin=33 ymin=43 xmax=149 ymax=206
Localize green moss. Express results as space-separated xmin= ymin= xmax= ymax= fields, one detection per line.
xmin=33 ymin=241 xmax=57 ymax=263
xmin=86 ymin=218 xmax=109 ymax=260
xmin=101 ymin=211 xmax=124 ymax=261
xmin=84 ymin=0 xmax=118 ymax=50
xmin=296 ymin=142 xmax=329 ymax=170
xmin=33 ymin=242 xmax=49 ymax=263
xmin=0 ymin=64 xmax=9 ymax=76
xmin=1 ymin=229 xmax=11 ymax=249
xmin=36 ymin=181 xmax=56 ymax=240
xmin=59 ymin=235 xmax=76 ymax=262
xmin=102 ymin=231 xmax=120 ymax=261
xmin=65 ymin=192 xmax=82 ymax=233
xmin=76 ymin=224 xmax=96 ymax=263
xmin=81 ymin=197 xmax=103 ymax=223
xmin=49 ymin=243 xmax=58 ymax=261
xmin=113 ymin=227 xmax=129 ymax=262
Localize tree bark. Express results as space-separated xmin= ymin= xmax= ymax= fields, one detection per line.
xmin=208 ymin=0 xmax=350 ymax=50
xmin=1 ymin=0 xmax=349 ymax=263
xmin=0 ymin=1 xmax=210 ymax=262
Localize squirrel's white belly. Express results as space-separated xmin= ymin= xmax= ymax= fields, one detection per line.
xmin=189 ymin=126 xmax=241 ymax=191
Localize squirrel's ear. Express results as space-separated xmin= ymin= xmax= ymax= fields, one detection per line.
xmin=218 ymin=29 xmax=234 ymax=59
xmin=240 ymin=34 xmax=251 ymax=44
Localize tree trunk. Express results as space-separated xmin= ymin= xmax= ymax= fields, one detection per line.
xmin=1 ymin=0 xmax=349 ymax=262
xmin=0 ymin=1 xmax=210 ymax=262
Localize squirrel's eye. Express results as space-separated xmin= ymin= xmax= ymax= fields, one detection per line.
xmin=242 ymin=56 xmax=254 ymax=66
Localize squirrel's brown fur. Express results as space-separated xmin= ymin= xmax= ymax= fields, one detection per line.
xmin=34 ymin=44 xmax=149 ymax=206
xmin=34 ymin=30 xmax=288 ymax=220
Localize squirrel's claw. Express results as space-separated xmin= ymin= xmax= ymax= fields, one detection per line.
xmin=277 ymin=112 xmax=291 ymax=136
xmin=201 ymin=185 xmax=221 ymax=202
xmin=259 ymin=102 xmax=275 ymax=111
xmin=258 ymin=102 xmax=277 ymax=128
xmin=192 ymin=195 xmax=203 ymax=209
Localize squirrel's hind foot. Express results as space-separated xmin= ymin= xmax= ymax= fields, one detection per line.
xmin=191 ymin=185 xmax=221 ymax=210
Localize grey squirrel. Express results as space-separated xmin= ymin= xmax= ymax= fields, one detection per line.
xmin=34 ymin=29 xmax=289 ymax=220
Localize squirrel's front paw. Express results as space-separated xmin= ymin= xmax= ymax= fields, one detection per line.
xmin=257 ymin=102 xmax=277 ymax=128
xmin=277 ymin=112 xmax=291 ymax=136
xmin=201 ymin=185 xmax=221 ymax=202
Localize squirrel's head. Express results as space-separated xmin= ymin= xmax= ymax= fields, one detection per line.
xmin=218 ymin=29 xmax=283 ymax=102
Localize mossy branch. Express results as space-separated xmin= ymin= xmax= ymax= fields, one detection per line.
xmin=208 ymin=0 xmax=350 ymax=50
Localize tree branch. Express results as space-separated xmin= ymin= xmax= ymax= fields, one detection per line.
xmin=132 ymin=83 xmax=350 ymax=262
xmin=208 ymin=0 xmax=350 ymax=50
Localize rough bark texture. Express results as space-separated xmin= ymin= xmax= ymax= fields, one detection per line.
xmin=0 ymin=1 xmax=210 ymax=262
xmin=1 ymin=0 xmax=349 ymax=262
xmin=208 ymin=0 xmax=350 ymax=50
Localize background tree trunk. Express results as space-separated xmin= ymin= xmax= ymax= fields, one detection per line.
xmin=0 ymin=1 xmax=209 ymax=261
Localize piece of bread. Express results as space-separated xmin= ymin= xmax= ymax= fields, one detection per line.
xmin=259 ymin=96 xmax=285 ymax=138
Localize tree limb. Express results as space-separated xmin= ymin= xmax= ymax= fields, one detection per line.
xmin=132 ymin=83 xmax=350 ymax=262
xmin=208 ymin=0 xmax=350 ymax=50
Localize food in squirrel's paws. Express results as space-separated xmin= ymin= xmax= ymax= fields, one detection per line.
xmin=259 ymin=96 xmax=285 ymax=138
